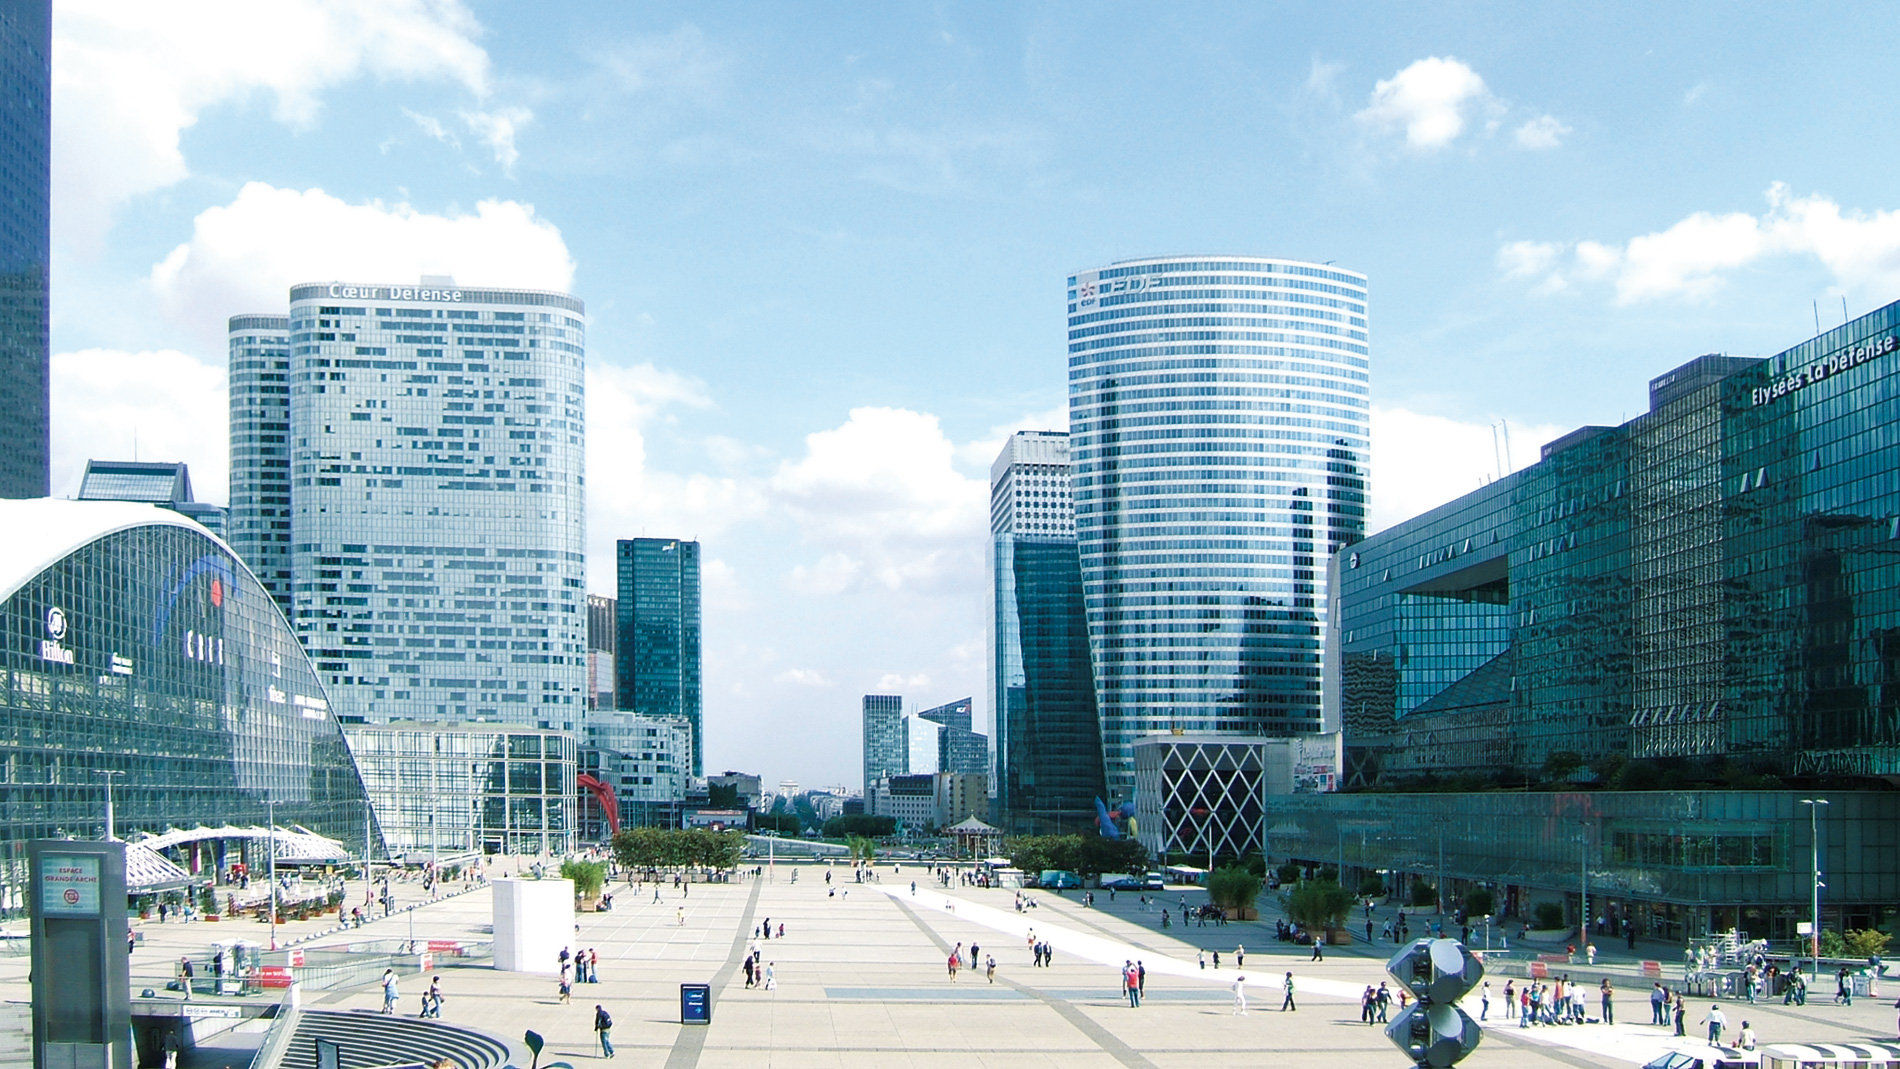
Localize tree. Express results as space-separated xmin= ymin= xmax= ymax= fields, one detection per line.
xmin=1845 ymin=928 xmax=1892 ymax=959
xmin=822 ymin=814 xmax=896 ymax=839
xmin=707 ymin=782 xmax=743 ymax=808
xmin=1409 ymin=878 xmax=1437 ymax=908
xmin=560 ymin=859 xmax=606 ymax=900
xmin=1075 ymin=835 xmax=1148 ymax=879
xmin=1463 ymin=888 xmax=1496 ymax=919
xmin=1285 ymin=879 xmax=1356 ymax=935
xmin=1206 ymin=865 xmax=1263 ymax=914
xmin=752 ymin=812 xmax=799 ymax=836
xmin=1358 ymin=874 xmax=1388 ymax=899
xmin=1275 ymin=860 xmax=1303 ymax=886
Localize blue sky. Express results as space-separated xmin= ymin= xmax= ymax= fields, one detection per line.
xmin=48 ymin=1 xmax=1900 ymax=788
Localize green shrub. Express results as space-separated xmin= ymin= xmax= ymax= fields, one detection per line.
xmin=1206 ymin=865 xmax=1263 ymax=913
xmin=1463 ymin=889 xmax=1495 ymax=919
xmin=1275 ymin=861 xmax=1303 ymax=886
xmin=1285 ymin=879 xmax=1356 ymax=933
xmin=1359 ymin=875 xmax=1388 ymax=899
xmin=559 ymin=859 xmax=607 ymax=899
xmin=1533 ymin=901 xmax=1566 ymax=930
xmin=1409 ymin=879 xmax=1437 ymax=908
xmin=1846 ymin=928 xmax=1893 ymax=958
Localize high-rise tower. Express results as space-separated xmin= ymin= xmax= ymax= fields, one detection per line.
xmin=228 ymin=314 xmax=293 ymax=609
xmin=861 ymin=694 xmax=905 ymax=794
xmin=0 ymin=0 xmax=49 ymax=499
xmin=280 ymin=279 xmax=587 ymax=730
xmin=1067 ymin=257 xmax=1369 ymax=802
xmin=989 ymin=430 xmax=1105 ymax=833
xmin=615 ymin=538 xmax=702 ymax=775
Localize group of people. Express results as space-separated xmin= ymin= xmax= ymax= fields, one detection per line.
xmin=558 ymin=945 xmax=602 ymax=1001
xmin=1502 ymin=975 xmax=1608 ymax=1025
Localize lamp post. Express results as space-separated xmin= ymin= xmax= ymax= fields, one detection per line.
xmin=1802 ymin=798 xmax=1829 ymax=978
xmin=363 ymin=799 xmax=373 ymax=905
xmin=1576 ymin=826 xmax=1589 ymax=954
xmin=97 ymin=769 xmax=125 ymax=841
xmin=266 ymin=798 xmax=278 ymax=952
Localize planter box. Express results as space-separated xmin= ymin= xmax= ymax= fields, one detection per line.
xmin=1328 ymin=929 xmax=1353 ymax=945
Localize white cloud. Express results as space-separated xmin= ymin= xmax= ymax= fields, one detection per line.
xmin=583 ymin=361 xmax=765 ymax=590
xmin=1683 ymin=82 xmax=1711 ymax=106
xmin=876 ymin=672 xmax=931 ymax=692
xmin=1513 ymin=114 xmax=1571 ymax=150
xmin=147 ymin=182 xmax=575 ymax=341
xmin=53 ymin=0 xmax=493 ymax=250
xmin=594 ymin=24 xmax=727 ymax=100
xmin=460 ymin=105 xmax=534 ymax=172
xmin=404 ymin=108 xmax=459 ymax=147
xmin=774 ymin=668 xmax=833 ymax=688
xmin=1356 ymin=56 xmax=1491 ymax=151
xmin=1371 ymin=406 xmax=1568 ymax=533
xmin=50 ymin=349 xmax=228 ymax=502
xmin=771 ymin=407 xmax=988 ymax=595
xmin=1500 ymin=184 xmax=1900 ymax=303
xmin=954 ymin=404 xmax=1069 ymax=471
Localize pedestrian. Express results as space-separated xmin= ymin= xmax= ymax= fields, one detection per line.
xmin=676 ymin=906 xmax=685 ymax=926
xmin=1377 ymin=981 xmax=1391 ymax=1023
xmin=764 ymin=962 xmax=776 ymax=991
xmin=971 ymin=943 xmax=980 ymax=969
xmin=1838 ymin=966 xmax=1855 ymax=1005
xmin=1282 ymin=971 xmax=1296 ymax=1012
xmin=948 ymin=949 xmax=961 ymax=982
xmin=1123 ymin=961 xmax=1140 ymax=1008
xmin=1651 ymin=981 xmax=1666 ymax=1025
xmin=985 ymin=954 xmax=996 ymax=983
xmin=1212 ymin=950 xmax=1221 ymax=969
xmin=1503 ymin=979 xmax=1515 ymax=1020
xmin=1480 ymin=980 xmax=1491 ymax=1021
xmin=1361 ymin=985 xmax=1376 ymax=1024
xmin=161 ymin=1030 xmax=182 ymax=1069
xmin=1310 ymin=936 xmax=1324 ymax=962
xmin=1232 ymin=974 xmax=1248 ymax=1015
xmin=1702 ymin=1003 xmax=1726 ymax=1044
xmin=1198 ymin=950 xmax=1205 ymax=970
xmin=381 ymin=969 xmax=398 ymax=1015
xmin=1600 ymin=978 xmax=1614 ymax=1025
xmin=1137 ymin=960 xmax=1146 ymax=997
xmin=1236 ymin=944 xmax=1246 ymax=968
xmin=1673 ymin=994 xmax=1686 ymax=1037
xmin=594 ymin=1004 xmax=615 ymax=1058
xmin=744 ymin=954 xmax=755 ymax=988
xmin=1738 ymin=1020 xmax=1756 ymax=1051
xmin=180 ymin=957 xmax=194 ymax=1002
xmin=559 ymin=970 xmax=572 ymax=1004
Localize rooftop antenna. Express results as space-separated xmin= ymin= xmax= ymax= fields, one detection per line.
xmin=1490 ymin=422 xmax=1504 ymax=480
xmin=1813 ymin=300 xmax=1821 ymax=335
xmin=1843 ymin=295 xmax=1850 ymax=326
xmin=1498 ymin=419 xmax=1513 ymax=471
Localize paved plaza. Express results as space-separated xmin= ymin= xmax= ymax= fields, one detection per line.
xmin=8 ymin=861 xmax=1900 ymax=1067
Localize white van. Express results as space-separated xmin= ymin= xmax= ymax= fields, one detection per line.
xmin=1642 ymin=1047 xmax=1758 ymax=1069
xmin=1760 ymin=1042 xmax=1900 ymax=1069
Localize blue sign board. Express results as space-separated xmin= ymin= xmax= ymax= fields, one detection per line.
xmin=680 ymin=982 xmax=711 ymax=1024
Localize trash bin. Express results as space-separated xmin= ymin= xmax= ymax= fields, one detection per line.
xmin=680 ymin=982 xmax=711 ymax=1025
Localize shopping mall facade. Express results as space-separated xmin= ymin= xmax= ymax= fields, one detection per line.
xmin=0 ymin=499 xmax=384 ymax=911
xmin=1297 ymin=299 xmax=1900 ymax=943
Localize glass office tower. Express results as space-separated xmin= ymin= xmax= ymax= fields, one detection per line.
xmin=0 ymin=0 xmax=49 ymax=499
xmin=228 ymin=314 xmax=293 ymax=610
xmin=0 ymin=499 xmax=383 ymax=908
xmin=614 ymin=538 xmax=702 ymax=775
xmin=1068 ymin=257 xmax=1370 ymax=802
xmin=281 ymin=280 xmax=587 ymax=731
xmin=862 ymin=693 xmax=905 ymax=793
xmin=990 ymin=430 xmax=1105 ymax=833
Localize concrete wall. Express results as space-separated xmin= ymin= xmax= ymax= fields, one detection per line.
xmin=493 ymin=878 xmax=574 ymax=974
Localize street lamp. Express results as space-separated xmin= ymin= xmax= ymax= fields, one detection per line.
xmin=97 ymin=769 xmax=125 ymax=841
xmin=1802 ymin=798 xmax=1829 ymax=978
xmin=1575 ymin=824 xmax=1590 ymax=953
xmin=265 ymin=798 xmax=278 ymax=952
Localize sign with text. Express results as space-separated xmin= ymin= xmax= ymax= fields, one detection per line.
xmin=39 ymin=854 xmax=101 ymax=916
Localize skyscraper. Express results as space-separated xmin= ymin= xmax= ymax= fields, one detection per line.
xmin=1068 ymin=257 xmax=1369 ymax=802
xmin=861 ymin=693 xmax=905 ymax=794
xmin=228 ymin=314 xmax=293 ymax=610
xmin=0 ymin=0 xmax=49 ymax=499
xmin=990 ymin=430 xmax=1104 ymax=833
xmin=918 ymin=697 xmax=988 ymax=779
xmin=586 ymin=593 xmax=616 ymax=711
xmin=77 ymin=459 xmax=227 ymax=535
xmin=263 ymin=278 xmax=587 ymax=730
xmin=615 ymin=538 xmax=702 ymax=775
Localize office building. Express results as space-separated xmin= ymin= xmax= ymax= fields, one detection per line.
xmin=343 ymin=722 xmax=575 ymax=857
xmin=868 ymin=772 xmax=988 ymax=831
xmin=990 ymin=430 xmax=1105 ymax=833
xmin=586 ymin=593 xmax=615 ymax=711
xmin=579 ymin=711 xmax=693 ymax=835
xmin=615 ymin=538 xmax=701 ymax=774
xmin=1068 ymin=257 xmax=1370 ymax=804
xmin=238 ymin=278 xmax=587 ymax=731
xmin=77 ymin=459 xmax=227 ymax=536
xmin=0 ymin=0 xmax=48 ymax=500
xmin=0 ymin=499 xmax=384 ymax=907
xmin=917 ymin=697 xmax=988 ymax=779
xmin=1304 ymin=299 xmax=1900 ymax=940
xmin=228 ymin=314 xmax=293 ymax=610
xmin=862 ymin=693 xmax=905 ymax=792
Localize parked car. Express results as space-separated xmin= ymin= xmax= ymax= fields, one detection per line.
xmin=1103 ymin=875 xmax=1144 ymax=891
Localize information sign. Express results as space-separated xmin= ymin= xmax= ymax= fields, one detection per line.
xmin=39 ymin=854 xmax=101 ymax=916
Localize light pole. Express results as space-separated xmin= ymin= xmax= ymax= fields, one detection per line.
xmin=265 ymin=798 xmax=278 ymax=952
xmin=1802 ymin=798 xmax=1829 ymax=978
xmin=1576 ymin=826 xmax=1589 ymax=953
xmin=97 ymin=769 xmax=125 ymax=840
xmin=363 ymin=800 xmax=373 ymax=906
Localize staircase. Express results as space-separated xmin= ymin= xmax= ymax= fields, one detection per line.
xmin=263 ymin=1009 xmax=513 ymax=1069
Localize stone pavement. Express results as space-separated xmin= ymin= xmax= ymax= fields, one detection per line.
xmin=9 ymin=861 xmax=1900 ymax=1067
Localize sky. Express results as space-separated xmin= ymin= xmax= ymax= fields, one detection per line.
xmin=47 ymin=1 xmax=1900 ymax=790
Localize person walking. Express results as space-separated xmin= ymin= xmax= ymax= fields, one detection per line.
xmin=1377 ymin=981 xmax=1392 ymax=1023
xmin=1310 ymin=936 xmax=1323 ymax=962
xmin=1361 ymin=985 xmax=1377 ymax=1024
xmin=1480 ymin=980 xmax=1491 ymax=1020
xmin=594 ymin=1004 xmax=615 ymax=1058
xmin=764 ymin=962 xmax=776 ymax=991
xmin=1232 ymin=974 xmax=1248 ymax=1015
xmin=1236 ymin=944 xmax=1246 ymax=968
xmin=948 ymin=949 xmax=961 ymax=982
xmin=1600 ymin=978 xmax=1614 ymax=1025
xmin=1837 ymin=966 xmax=1855 ymax=1005
xmin=1503 ymin=979 xmax=1515 ymax=1020
xmin=1198 ymin=950 xmax=1205 ymax=970
xmin=179 ymin=957 xmax=194 ymax=1002
xmin=1673 ymin=993 xmax=1686 ymax=1037
xmin=381 ymin=969 xmax=399 ymax=1015
xmin=985 ymin=954 xmax=996 ymax=983
xmin=1281 ymin=971 xmax=1297 ymax=1012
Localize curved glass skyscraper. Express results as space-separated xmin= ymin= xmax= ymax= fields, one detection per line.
xmin=1067 ymin=256 xmax=1369 ymax=802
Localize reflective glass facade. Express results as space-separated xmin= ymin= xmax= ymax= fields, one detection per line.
xmin=1334 ymin=299 xmax=1900 ymax=786
xmin=279 ymin=282 xmax=587 ymax=731
xmin=614 ymin=538 xmax=701 ymax=775
xmin=862 ymin=693 xmax=904 ymax=792
xmin=1069 ymin=257 xmax=1369 ymax=802
xmin=0 ymin=501 xmax=382 ymax=909
xmin=990 ymin=431 xmax=1105 ymax=833
xmin=0 ymin=0 xmax=48 ymax=499
xmin=228 ymin=314 xmax=293 ymax=611
xmin=343 ymin=722 xmax=574 ymax=857
xmin=1273 ymin=790 xmax=1900 ymax=943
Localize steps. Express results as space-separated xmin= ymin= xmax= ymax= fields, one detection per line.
xmin=266 ymin=1009 xmax=511 ymax=1069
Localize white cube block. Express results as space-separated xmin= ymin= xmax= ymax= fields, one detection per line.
xmin=493 ymin=878 xmax=574 ymax=974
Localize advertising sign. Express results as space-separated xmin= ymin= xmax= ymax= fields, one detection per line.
xmin=680 ymin=982 xmax=711 ymax=1024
